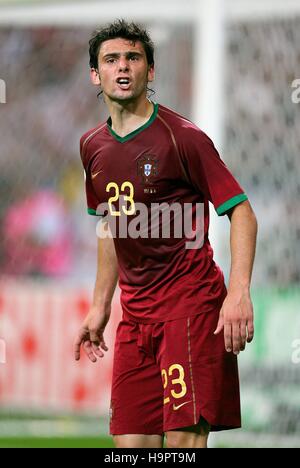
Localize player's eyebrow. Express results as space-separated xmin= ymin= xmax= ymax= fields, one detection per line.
xmin=102 ymin=51 xmax=144 ymax=59
xmin=126 ymin=51 xmax=143 ymax=58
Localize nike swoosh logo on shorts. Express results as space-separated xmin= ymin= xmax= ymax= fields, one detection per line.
xmin=173 ymin=401 xmax=192 ymax=411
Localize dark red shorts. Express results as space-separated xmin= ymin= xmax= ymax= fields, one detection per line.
xmin=109 ymin=310 xmax=241 ymax=435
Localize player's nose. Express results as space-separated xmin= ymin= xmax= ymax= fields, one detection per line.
xmin=118 ymin=58 xmax=129 ymax=72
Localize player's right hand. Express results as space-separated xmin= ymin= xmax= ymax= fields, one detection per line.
xmin=74 ymin=306 xmax=110 ymax=363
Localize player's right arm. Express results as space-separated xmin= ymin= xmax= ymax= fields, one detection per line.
xmin=74 ymin=224 xmax=119 ymax=363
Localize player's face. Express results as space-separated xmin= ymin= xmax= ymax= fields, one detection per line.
xmin=91 ymin=38 xmax=154 ymax=103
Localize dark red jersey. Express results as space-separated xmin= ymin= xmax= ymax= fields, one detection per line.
xmin=80 ymin=103 xmax=247 ymax=323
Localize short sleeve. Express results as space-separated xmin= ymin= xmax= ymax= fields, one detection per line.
xmin=83 ymin=168 xmax=103 ymax=216
xmin=80 ymin=137 xmax=103 ymax=217
xmin=178 ymin=127 xmax=248 ymax=216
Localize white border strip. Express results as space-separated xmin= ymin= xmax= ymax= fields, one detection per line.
xmin=0 ymin=0 xmax=300 ymax=26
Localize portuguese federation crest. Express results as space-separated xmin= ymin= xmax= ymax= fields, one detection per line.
xmin=137 ymin=155 xmax=158 ymax=184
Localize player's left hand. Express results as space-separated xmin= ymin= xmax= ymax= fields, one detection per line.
xmin=214 ymin=287 xmax=254 ymax=355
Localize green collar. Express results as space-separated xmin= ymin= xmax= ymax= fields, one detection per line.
xmin=107 ymin=102 xmax=159 ymax=143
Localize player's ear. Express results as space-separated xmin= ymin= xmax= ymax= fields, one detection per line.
xmin=90 ymin=68 xmax=101 ymax=86
xmin=147 ymin=64 xmax=155 ymax=83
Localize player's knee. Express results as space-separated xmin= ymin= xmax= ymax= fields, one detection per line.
xmin=166 ymin=426 xmax=209 ymax=449
xmin=166 ymin=432 xmax=208 ymax=449
xmin=166 ymin=431 xmax=195 ymax=448
xmin=166 ymin=431 xmax=184 ymax=449
xmin=113 ymin=435 xmax=145 ymax=448
xmin=113 ymin=435 xmax=132 ymax=448
xmin=113 ymin=434 xmax=163 ymax=448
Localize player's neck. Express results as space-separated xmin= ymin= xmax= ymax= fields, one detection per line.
xmin=106 ymin=97 xmax=154 ymax=138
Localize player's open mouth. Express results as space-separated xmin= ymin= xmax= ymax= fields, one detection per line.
xmin=116 ymin=77 xmax=131 ymax=90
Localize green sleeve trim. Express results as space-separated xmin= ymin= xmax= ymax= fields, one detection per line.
xmin=87 ymin=207 xmax=103 ymax=216
xmin=216 ymin=193 xmax=248 ymax=216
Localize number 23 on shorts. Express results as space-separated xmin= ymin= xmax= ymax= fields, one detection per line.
xmin=161 ymin=364 xmax=188 ymax=404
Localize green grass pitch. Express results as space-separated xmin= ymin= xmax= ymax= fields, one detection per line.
xmin=0 ymin=437 xmax=115 ymax=448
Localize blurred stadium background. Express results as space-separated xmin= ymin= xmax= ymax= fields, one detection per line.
xmin=0 ymin=0 xmax=300 ymax=448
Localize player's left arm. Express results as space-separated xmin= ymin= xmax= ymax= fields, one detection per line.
xmin=214 ymin=200 xmax=258 ymax=354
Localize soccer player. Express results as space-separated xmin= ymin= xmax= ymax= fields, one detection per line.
xmin=74 ymin=20 xmax=258 ymax=449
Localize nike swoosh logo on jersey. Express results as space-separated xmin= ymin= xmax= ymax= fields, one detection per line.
xmin=173 ymin=401 xmax=192 ymax=411
xmin=91 ymin=170 xmax=102 ymax=179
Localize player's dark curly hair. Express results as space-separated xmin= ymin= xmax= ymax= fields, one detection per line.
xmin=89 ymin=19 xmax=155 ymax=70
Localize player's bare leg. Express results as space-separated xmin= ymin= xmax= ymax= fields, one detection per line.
xmin=166 ymin=416 xmax=210 ymax=449
xmin=113 ymin=434 xmax=164 ymax=448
